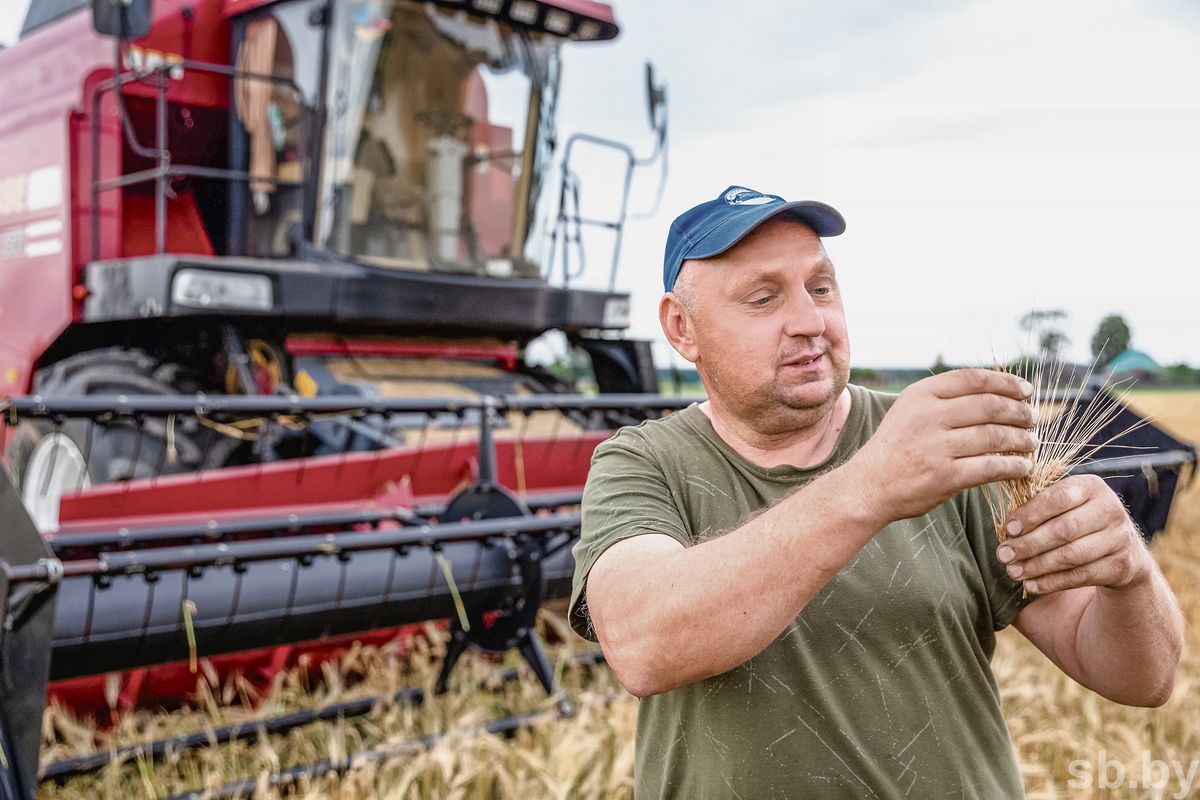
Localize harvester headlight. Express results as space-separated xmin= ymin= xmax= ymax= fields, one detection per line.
xmin=575 ymin=20 xmax=601 ymax=40
xmin=603 ymin=297 xmax=631 ymax=328
xmin=485 ymin=258 xmax=514 ymax=277
xmin=544 ymin=9 xmax=571 ymax=34
xmin=171 ymin=269 xmax=274 ymax=312
xmin=508 ymin=0 xmax=538 ymax=24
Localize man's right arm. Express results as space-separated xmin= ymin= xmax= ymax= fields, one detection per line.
xmin=585 ymin=369 xmax=1038 ymax=698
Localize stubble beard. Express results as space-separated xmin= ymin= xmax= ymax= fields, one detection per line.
xmin=703 ymin=356 xmax=849 ymax=438
xmin=766 ymin=366 xmax=848 ymax=431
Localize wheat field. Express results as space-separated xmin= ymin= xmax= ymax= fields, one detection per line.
xmin=39 ymin=391 xmax=1200 ymax=799
xmin=997 ymin=390 xmax=1200 ymax=799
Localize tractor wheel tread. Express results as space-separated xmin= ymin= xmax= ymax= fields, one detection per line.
xmin=11 ymin=349 xmax=236 ymax=510
xmin=36 ymin=348 xmax=158 ymax=388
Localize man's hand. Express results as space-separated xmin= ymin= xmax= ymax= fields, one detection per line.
xmin=1008 ymin=474 xmax=1182 ymax=707
xmin=848 ymin=369 xmax=1038 ymax=525
xmin=997 ymin=474 xmax=1153 ymax=595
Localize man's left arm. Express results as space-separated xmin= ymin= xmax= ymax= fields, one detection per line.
xmin=999 ymin=474 xmax=1184 ymax=707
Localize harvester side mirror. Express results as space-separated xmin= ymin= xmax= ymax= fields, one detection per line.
xmin=91 ymin=0 xmax=154 ymax=39
xmin=644 ymin=61 xmax=667 ymax=133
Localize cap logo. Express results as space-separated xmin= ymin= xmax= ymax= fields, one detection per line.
xmin=723 ymin=187 xmax=779 ymax=206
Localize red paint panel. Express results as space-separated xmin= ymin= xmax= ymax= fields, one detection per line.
xmin=222 ymin=0 xmax=283 ymax=18
xmin=285 ymin=335 xmax=519 ymax=369
xmin=120 ymin=192 xmax=216 ymax=257
xmin=117 ymin=0 xmax=233 ymax=109
xmin=47 ymin=626 xmax=419 ymax=714
xmin=71 ymin=73 xmax=124 ymax=269
xmin=57 ymin=433 xmax=606 ymax=525
xmin=543 ymin=0 xmax=617 ymax=25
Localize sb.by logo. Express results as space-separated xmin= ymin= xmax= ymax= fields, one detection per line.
xmin=723 ymin=187 xmax=779 ymax=206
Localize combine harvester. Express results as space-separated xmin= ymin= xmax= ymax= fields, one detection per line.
xmin=0 ymin=0 xmax=675 ymax=792
xmin=0 ymin=0 xmax=1193 ymax=796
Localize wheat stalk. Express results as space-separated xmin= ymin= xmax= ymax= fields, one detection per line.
xmin=983 ymin=351 xmax=1152 ymax=547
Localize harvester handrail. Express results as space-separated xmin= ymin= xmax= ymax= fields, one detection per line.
xmin=45 ymin=490 xmax=584 ymax=554
xmin=89 ymin=58 xmax=307 ymax=260
xmin=46 ymin=507 xmax=410 ymax=552
xmin=93 ymin=163 xmax=305 ymax=193
xmin=4 ymin=512 xmax=580 ymax=585
xmin=3 ymin=392 xmax=701 ymax=419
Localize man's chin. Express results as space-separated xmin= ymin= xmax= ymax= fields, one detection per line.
xmin=777 ymin=382 xmax=836 ymax=412
xmin=774 ymin=369 xmax=848 ymax=411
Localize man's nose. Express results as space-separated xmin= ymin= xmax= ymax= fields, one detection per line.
xmin=782 ymin=292 xmax=826 ymax=338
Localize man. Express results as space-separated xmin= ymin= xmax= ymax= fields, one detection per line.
xmin=568 ymin=186 xmax=1184 ymax=799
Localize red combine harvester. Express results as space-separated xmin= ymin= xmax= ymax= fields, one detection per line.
xmin=0 ymin=0 xmax=678 ymax=793
xmin=0 ymin=0 xmax=1193 ymax=797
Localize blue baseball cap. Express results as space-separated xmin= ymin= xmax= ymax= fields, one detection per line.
xmin=663 ymin=186 xmax=846 ymax=292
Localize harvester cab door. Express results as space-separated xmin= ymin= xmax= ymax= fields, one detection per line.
xmin=230 ymin=0 xmax=323 ymax=257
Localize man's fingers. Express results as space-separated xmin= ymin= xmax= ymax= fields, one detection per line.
xmin=927 ymin=368 xmax=1034 ymax=402
xmin=999 ymin=496 xmax=1111 ymax=561
xmin=1023 ymin=549 xmax=1138 ymax=595
xmin=939 ymin=394 xmax=1037 ymax=430
xmin=947 ymin=424 xmax=1038 ymax=458
xmin=1000 ymin=526 xmax=1123 ymax=581
xmin=1007 ymin=475 xmax=1105 ymax=536
xmin=952 ymin=454 xmax=1033 ymax=488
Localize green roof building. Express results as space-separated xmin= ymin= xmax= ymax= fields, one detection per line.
xmin=1106 ymin=348 xmax=1161 ymax=375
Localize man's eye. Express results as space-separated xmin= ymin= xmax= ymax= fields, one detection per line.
xmin=749 ymin=295 xmax=774 ymax=306
xmin=812 ymin=286 xmax=832 ymax=297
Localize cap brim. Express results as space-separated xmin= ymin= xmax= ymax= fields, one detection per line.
xmin=686 ymin=200 xmax=846 ymax=261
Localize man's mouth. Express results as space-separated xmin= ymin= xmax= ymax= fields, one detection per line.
xmin=782 ymin=353 xmax=824 ymax=368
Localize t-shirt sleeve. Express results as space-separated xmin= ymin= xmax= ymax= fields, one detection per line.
xmin=568 ymin=427 xmax=692 ymax=642
xmin=961 ymin=486 xmax=1036 ymax=631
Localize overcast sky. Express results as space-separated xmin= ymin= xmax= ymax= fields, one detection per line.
xmin=555 ymin=0 xmax=1200 ymax=370
xmin=5 ymin=0 xmax=1199 ymax=369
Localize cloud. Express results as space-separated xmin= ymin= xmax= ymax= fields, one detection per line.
xmin=558 ymin=0 xmax=1200 ymax=368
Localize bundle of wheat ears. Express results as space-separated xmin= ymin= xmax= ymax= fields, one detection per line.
xmin=982 ymin=354 xmax=1149 ymax=549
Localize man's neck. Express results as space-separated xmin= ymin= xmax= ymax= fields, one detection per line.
xmin=699 ymin=387 xmax=853 ymax=470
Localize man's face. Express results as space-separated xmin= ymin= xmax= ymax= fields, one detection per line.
xmin=663 ymin=218 xmax=851 ymax=432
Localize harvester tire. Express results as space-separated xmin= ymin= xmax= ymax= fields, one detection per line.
xmin=6 ymin=348 xmax=237 ymax=528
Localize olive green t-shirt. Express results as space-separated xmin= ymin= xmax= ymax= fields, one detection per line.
xmin=569 ymin=384 xmax=1034 ymax=799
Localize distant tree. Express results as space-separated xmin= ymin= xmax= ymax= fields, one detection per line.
xmin=1165 ymin=362 xmax=1200 ymax=386
xmin=1019 ymin=309 xmax=1070 ymax=362
xmin=1090 ymin=314 xmax=1132 ymax=367
xmin=1038 ymin=330 xmax=1069 ymax=361
xmin=851 ymin=367 xmax=880 ymax=386
xmin=930 ymin=355 xmax=951 ymax=375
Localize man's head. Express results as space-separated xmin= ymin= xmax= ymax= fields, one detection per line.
xmin=659 ymin=187 xmax=850 ymax=434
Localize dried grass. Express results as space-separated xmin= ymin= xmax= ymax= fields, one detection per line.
xmin=40 ymin=620 xmax=637 ymax=800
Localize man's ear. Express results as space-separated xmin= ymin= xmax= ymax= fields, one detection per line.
xmin=659 ymin=293 xmax=700 ymax=363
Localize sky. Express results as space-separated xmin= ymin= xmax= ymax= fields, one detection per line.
xmin=4 ymin=0 xmax=1199 ymax=370
xmin=551 ymin=0 xmax=1200 ymax=370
